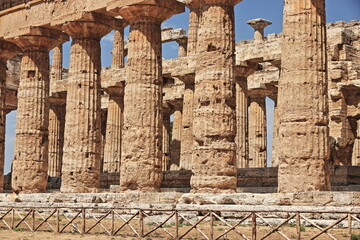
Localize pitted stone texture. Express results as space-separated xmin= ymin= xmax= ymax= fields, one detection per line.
xmin=170 ymin=109 xmax=182 ymax=170
xmin=248 ymin=96 xmax=267 ymax=168
xmin=112 ymin=28 xmax=125 ymax=69
xmin=236 ymin=79 xmax=249 ymax=168
xmin=0 ymin=40 xmax=19 ymax=192
xmin=61 ymin=20 xmax=112 ymax=193
xmin=180 ymin=80 xmax=195 ymax=170
xmin=191 ymin=1 xmax=238 ymax=193
xmin=277 ymin=0 xmax=331 ymax=193
xmin=115 ymin=2 xmax=184 ymax=192
xmin=352 ymin=120 xmax=360 ymax=166
xmin=103 ymin=96 xmax=123 ymax=173
xmin=162 ymin=112 xmax=171 ymax=171
xmin=11 ymin=28 xmax=67 ymax=194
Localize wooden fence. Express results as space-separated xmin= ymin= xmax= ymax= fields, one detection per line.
xmin=0 ymin=206 xmax=359 ymax=239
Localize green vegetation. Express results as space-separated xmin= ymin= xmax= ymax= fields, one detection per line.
xmin=352 ymin=234 xmax=360 ymax=240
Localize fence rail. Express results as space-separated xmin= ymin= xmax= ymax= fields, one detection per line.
xmin=0 ymin=206 xmax=359 ymax=239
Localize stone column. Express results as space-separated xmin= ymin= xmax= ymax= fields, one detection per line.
xmin=0 ymin=41 xmax=19 ymax=192
xmin=278 ymin=0 xmax=330 ymax=192
xmin=177 ymin=38 xmax=188 ymax=57
xmin=191 ymin=0 xmax=241 ymax=193
xmin=187 ymin=5 xmax=200 ymax=56
xmin=48 ymin=45 xmax=65 ymax=177
xmin=247 ymin=18 xmax=272 ymax=42
xmin=170 ymin=109 xmax=182 ymax=170
xmin=352 ymin=120 xmax=360 ymax=166
xmin=112 ymin=28 xmax=125 ymax=69
xmin=61 ymin=15 xmax=112 ymax=193
xmin=271 ymin=104 xmax=280 ymax=167
xmin=248 ymin=96 xmax=267 ymax=168
xmin=108 ymin=1 xmax=184 ymax=192
xmin=103 ymin=95 xmax=123 ymax=173
xmin=180 ymin=76 xmax=195 ymax=170
xmin=162 ymin=110 xmax=171 ymax=171
xmin=11 ymin=27 xmax=68 ymax=193
xmin=236 ymin=78 xmax=249 ymax=168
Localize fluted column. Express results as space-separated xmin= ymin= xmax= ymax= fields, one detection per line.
xmin=112 ymin=28 xmax=125 ymax=69
xmin=352 ymin=120 xmax=360 ymax=166
xmin=177 ymin=39 xmax=188 ymax=57
xmin=191 ymin=0 xmax=241 ymax=193
xmin=236 ymin=78 xmax=249 ymax=168
xmin=103 ymin=96 xmax=123 ymax=173
xmin=11 ymin=27 xmax=68 ymax=193
xmin=162 ymin=111 xmax=171 ymax=171
xmin=187 ymin=6 xmax=200 ymax=56
xmin=109 ymin=1 xmax=184 ymax=192
xmin=278 ymin=0 xmax=330 ymax=192
xmin=61 ymin=15 xmax=113 ymax=193
xmin=48 ymin=45 xmax=65 ymax=177
xmin=248 ymin=96 xmax=267 ymax=168
xmin=271 ymin=104 xmax=280 ymax=167
xmin=0 ymin=41 xmax=19 ymax=192
xmin=180 ymin=78 xmax=195 ymax=170
xmin=170 ymin=109 xmax=182 ymax=170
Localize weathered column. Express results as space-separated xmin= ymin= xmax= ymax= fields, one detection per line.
xmin=177 ymin=38 xmax=188 ymax=57
xmin=191 ymin=0 xmax=241 ymax=193
xmin=352 ymin=120 xmax=360 ymax=166
xmin=11 ymin=27 xmax=68 ymax=193
xmin=247 ymin=18 xmax=272 ymax=42
xmin=187 ymin=5 xmax=200 ymax=56
xmin=235 ymin=64 xmax=257 ymax=169
xmin=248 ymin=96 xmax=267 ymax=168
xmin=60 ymin=14 xmax=113 ymax=193
xmin=48 ymin=45 xmax=66 ymax=177
xmin=271 ymin=104 xmax=280 ymax=167
xmin=112 ymin=28 xmax=125 ymax=69
xmin=278 ymin=0 xmax=330 ymax=192
xmin=180 ymin=76 xmax=195 ymax=170
xmin=103 ymin=93 xmax=123 ymax=173
xmin=0 ymin=41 xmax=19 ymax=192
xmin=108 ymin=0 xmax=184 ymax=191
xmin=170 ymin=109 xmax=182 ymax=170
xmin=162 ymin=110 xmax=171 ymax=171
xmin=236 ymin=78 xmax=249 ymax=168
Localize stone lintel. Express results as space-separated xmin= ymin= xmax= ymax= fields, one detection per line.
xmin=9 ymin=27 xmax=69 ymax=51
xmin=0 ymin=40 xmax=20 ymax=62
xmin=187 ymin=0 xmax=243 ymax=7
xmin=108 ymin=0 xmax=185 ymax=23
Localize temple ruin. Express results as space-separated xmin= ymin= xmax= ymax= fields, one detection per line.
xmin=0 ymin=0 xmax=359 ymax=202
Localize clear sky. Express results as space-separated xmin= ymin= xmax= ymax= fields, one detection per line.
xmin=4 ymin=0 xmax=360 ymax=174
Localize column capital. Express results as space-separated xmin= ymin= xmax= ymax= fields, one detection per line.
xmin=107 ymin=0 xmax=185 ymax=23
xmin=181 ymin=0 xmax=243 ymax=8
xmin=0 ymin=40 xmax=20 ymax=62
xmin=235 ymin=61 xmax=258 ymax=78
xmin=247 ymin=18 xmax=272 ymax=41
xmin=10 ymin=27 xmax=69 ymax=51
xmin=177 ymin=73 xmax=195 ymax=85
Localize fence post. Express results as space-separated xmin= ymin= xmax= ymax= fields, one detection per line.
xmin=111 ymin=210 xmax=115 ymax=236
xmin=348 ymin=213 xmax=352 ymax=240
xmin=32 ymin=208 xmax=35 ymax=231
xmin=252 ymin=212 xmax=256 ymax=240
xmin=175 ymin=210 xmax=179 ymax=240
xmin=139 ymin=210 xmax=144 ymax=238
xmin=210 ymin=211 xmax=214 ymax=240
xmin=296 ymin=212 xmax=301 ymax=240
xmin=82 ymin=208 xmax=86 ymax=234
xmin=56 ymin=208 xmax=60 ymax=233
xmin=11 ymin=208 xmax=14 ymax=229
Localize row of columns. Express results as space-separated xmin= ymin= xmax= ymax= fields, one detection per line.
xmin=1 ymin=0 xmax=356 ymax=194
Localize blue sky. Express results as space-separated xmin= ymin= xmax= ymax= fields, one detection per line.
xmin=4 ymin=0 xmax=360 ymax=174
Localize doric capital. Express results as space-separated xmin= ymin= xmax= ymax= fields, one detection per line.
xmin=0 ymin=40 xmax=20 ymax=62
xmin=107 ymin=0 xmax=185 ymax=23
xmin=61 ymin=12 xmax=122 ymax=39
xmin=10 ymin=27 xmax=69 ymax=51
xmin=235 ymin=61 xmax=258 ymax=78
xmin=180 ymin=0 xmax=243 ymax=8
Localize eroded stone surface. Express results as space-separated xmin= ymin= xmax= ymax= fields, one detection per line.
xmin=277 ymin=0 xmax=331 ymax=193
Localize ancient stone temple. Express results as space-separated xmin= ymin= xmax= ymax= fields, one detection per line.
xmin=0 ymin=0 xmax=359 ymax=197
